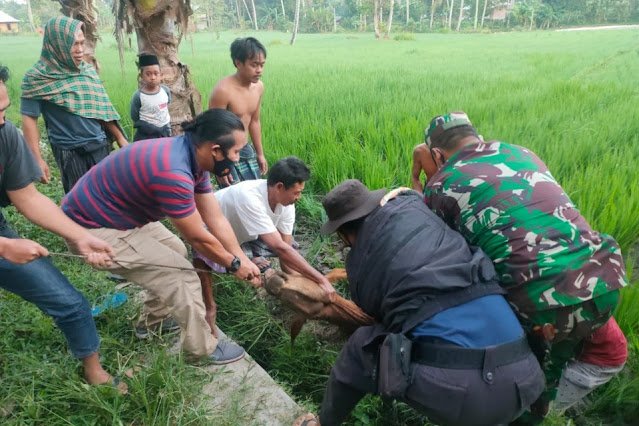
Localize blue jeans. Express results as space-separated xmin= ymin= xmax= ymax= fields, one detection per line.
xmin=0 ymin=215 xmax=100 ymax=359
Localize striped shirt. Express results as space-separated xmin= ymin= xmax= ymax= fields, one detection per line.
xmin=62 ymin=134 xmax=212 ymax=230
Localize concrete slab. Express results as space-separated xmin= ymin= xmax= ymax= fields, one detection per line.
xmin=167 ymin=327 xmax=305 ymax=425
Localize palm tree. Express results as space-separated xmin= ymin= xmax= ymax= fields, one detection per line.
xmin=429 ymin=0 xmax=439 ymax=29
xmin=474 ymin=0 xmax=479 ymax=29
xmin=112 ymin=0 xmax=202 ymax=132
xmin=291 ymin=0 xmax=301 ymax=45
xmin=384 ymin=0 xmax=395 ymax=37
xmin=406 ymin=0 xmax=409 ymax=24
xmin=53 ymin=0 xmax=101 ymax=71
xmin=480 ymin=0 xmax=488 ymax=27
xmin=250 ymin=0 xmax=259 ymax=30
xmin=456 ymin=0 xmax=464 ymax=31
xmin=26 ymin=0 xmax=37 ymax=32
xmin=448 ymin=0 xmax=454 ymax=29
xmin=373 ymin=0 xmax=381 ymax=38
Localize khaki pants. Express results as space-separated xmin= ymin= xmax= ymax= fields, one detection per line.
xmin=86 ymin=222 xmax=217 ymax=358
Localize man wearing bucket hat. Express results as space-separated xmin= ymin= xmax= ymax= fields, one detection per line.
xmin=294 ymin=180 xmax=544 ymax=426
xmin=422 ymin=111 xmax=629 ymax=422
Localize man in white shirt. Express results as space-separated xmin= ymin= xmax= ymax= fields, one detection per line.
xmin=194 ymin=157 xmax=335 ymax=336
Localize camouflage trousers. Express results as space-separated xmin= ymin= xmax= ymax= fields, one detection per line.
xmin=513 ymin=290 xmax=620 ymax=424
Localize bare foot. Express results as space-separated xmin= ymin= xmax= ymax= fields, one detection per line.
xmin=293 ymin=413 xmax=320 ymax=426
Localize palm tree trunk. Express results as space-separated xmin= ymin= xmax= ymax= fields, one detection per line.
xmin=406 ymin=0 xmax=409 ymax=24
xmin=448 ymin=0 xmax=454 ymax=29
xmin=116 ymin=0 xmax=202 ymax=134
xmin=250 ymin=0 xmax=259 ymax=30
xmin=26 ymin=0 xmax=37 ymax=32
xmin=290 ymin=0 xmax=301 ymax=44
xmin=385 ymin=0 xmax=395 ymax=37
xmin=529 ymin=6 xmax=534 ymax=30
xmin=373 ymin=0 xmax=381 ymax=38
xmin=430 ymin=0 xmax=436 ymax=28
xmin=241 ymin=0 xmax=254 ymax=27
xmin=235 ymin=0 xmax=242 ymax=23
xmin=54 ymin=0 xmax=101 ymax=71
xmin=456 ymin=0 xmax=464 ymax=31
xmin=474 ymin=0 xmax=479 ymax=29
xmin=480 ymin=0 xmax=487 ymax=27
xmin=280 ymin=0 xmax=286 ymax=17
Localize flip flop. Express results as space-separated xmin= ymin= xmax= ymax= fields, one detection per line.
xmin=293 ymin=413 xmax=319 ymax=426
xmin=97 ymin=376 xmax=128 ymax=395
xmin=251 ymin=256 xmax=272 ymax=274
xmin=91 ymin=293 xmax=128 ymax=317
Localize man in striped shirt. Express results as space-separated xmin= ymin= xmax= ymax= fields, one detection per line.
xmin=62 ymin=109 xmax=260 ymax=364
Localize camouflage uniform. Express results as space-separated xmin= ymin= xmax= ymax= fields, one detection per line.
xmin=424 ymin=141 xmax=628 ymax=414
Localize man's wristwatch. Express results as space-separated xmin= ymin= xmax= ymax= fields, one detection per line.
xmin=228 ymin=256 xmax=241 ymax=273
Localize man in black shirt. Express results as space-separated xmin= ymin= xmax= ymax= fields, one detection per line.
xmin=0 ymin=65 xmax=123 ymax=391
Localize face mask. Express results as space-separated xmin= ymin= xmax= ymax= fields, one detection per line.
xmin=213 ymin=152 xmax=234 ymax=177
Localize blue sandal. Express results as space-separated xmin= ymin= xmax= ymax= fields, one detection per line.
xmin=91 ymin=293 xmax=128 ymax=317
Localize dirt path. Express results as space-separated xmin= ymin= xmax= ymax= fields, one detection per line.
xmin=556 ymin=24 xmax=639 ymax=32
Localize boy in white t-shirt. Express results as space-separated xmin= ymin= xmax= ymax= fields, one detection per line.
xmin=193 ymin=157 xmax=335 ymax=336
xmin=129 ymin=54 xmax=171 ymax=141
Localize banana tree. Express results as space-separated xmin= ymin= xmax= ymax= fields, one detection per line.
xmin=113 ymin=0 xmax=202 ymax=133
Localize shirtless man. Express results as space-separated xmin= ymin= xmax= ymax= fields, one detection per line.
xmin=411 ymin=143 xmax=438 ymax=193
xmin=209 ymin=37 xmax=267 ymax=188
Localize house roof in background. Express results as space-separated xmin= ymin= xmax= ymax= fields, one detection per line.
xmin=0 ymin=11 xmax=19 ymax=23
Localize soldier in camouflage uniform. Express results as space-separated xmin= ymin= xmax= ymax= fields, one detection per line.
xmin=422 ymin=111 xmax=629 ymax=423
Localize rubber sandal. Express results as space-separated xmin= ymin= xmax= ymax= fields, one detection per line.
xmin=251 ymin=256 xmax=272 ymax=274
xmin=100 ymin=376 xmax=128 ymax=395
xmin=91 ymin=293 xmax=128 ymax=317
xmin=293 ymin=413 xmax=319 ymax=426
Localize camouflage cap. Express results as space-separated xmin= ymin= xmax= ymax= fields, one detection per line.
xmin=425 ymin=111 xmax=472 ymax=147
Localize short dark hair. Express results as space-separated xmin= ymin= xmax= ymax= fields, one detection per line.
xmin=181 ymin=108 xmax=245 ymax=153
xmin=267 ymin=156 xmax=310 ymax=189
xmin=230 ymin=37 xmax=266 ymax=66
xmin=429 ymin=125 xmax=478 ymax=151
xmin=0 ymin=66 xmax=9 ymax=83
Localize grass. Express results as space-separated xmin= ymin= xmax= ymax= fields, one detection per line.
xmin=1 ymin=29 xmax=638 ymax=424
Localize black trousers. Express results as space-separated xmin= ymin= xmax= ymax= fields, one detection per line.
xmin=320 ymin=326 xmax=545 ymax=426
xmin=50 ymin=141 xmax=109 ymax=193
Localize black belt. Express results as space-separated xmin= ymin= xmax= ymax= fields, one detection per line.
xmin=411 ymin=336 xmax=531 ymax=370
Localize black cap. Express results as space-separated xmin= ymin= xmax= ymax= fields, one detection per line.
xmin=138 ymin=54 xmax=159 ymax=68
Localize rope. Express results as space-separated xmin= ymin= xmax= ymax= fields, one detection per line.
xmin=48 ymin=252 xmax=214 ymax=274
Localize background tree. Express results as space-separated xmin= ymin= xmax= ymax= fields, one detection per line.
xmin=456 ymin=0 xmax=464 ymax=30
xmin=384 ymin=0 xmax=395 ymax=36
xmin=373 ymin=0 xmax=381 ymax=37
xmin=291 ymin=0 xmax=301 ymax=44
xmin=113 ymin=0 xmax=202 ymax=133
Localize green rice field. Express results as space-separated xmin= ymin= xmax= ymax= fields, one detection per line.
xmin=0 ymin=29 xmax=638 ymax=424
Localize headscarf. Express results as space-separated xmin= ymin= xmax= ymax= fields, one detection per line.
xmin=21 ymin=16 xmax=120 ymax=121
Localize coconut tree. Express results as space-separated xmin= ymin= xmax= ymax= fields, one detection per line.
xmin=26 ymin=0 xmax=37 ymax=32
xmin=373 ymin=0 xmax=381 ymax=37
xmin=53 ymin=0 xmax=101 ymax=70
xmin=474 ymin=0 xmax=479 ymax=28
xmin=384 ymin=0 xmax=395 ymax=38
xmin=429 ymin=0 xmax=440 ymax=29
xmin=480 ymin=0 xmax=489 ymax=27
xmin=113 ymin=0 xmax=202 ymax=132
xmin=290 ymin=0 xmax=301 ymax=44
xmin=250 ymin=0 xmax=259 ymax=29
xmin=456 ymin=0 xmax=464 ymax=30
